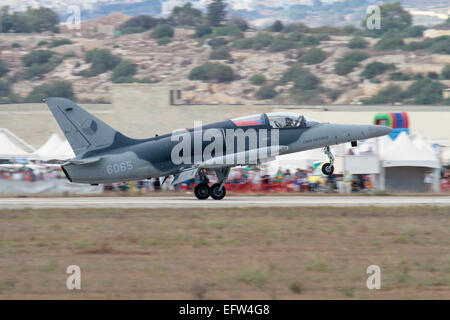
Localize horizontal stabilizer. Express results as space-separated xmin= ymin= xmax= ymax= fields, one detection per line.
xmin=64 ymin=157 xmax=102 ymax=166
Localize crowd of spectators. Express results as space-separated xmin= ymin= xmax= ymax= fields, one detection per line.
xmin=0 ymin=166 xmax=65 ymax=181
xmin=2 ymin=164 xmax=449 ymax=193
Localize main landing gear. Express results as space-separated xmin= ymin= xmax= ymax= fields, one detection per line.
xmin=194 ymin=168 xmax=229 ymax=200
xmin=321 ymin=146 xmax=335 ymax=176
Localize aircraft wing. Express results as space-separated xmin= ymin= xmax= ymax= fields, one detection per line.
xmin=171 ymin=146 xmax=287 ymax=185
xmin=198 ymin=145 xmax=288 ymax=169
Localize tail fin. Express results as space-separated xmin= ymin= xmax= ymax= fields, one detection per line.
xmin=45 ymin=97 xmax=132 ymax=157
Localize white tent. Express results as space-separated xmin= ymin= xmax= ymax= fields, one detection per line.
xmin=33 ymin=133 xmax=65 ymax=160
xmin=54 ymin=140 xmax=75 ymax=160
xmin=381 ymin=132 xmax=440 ymax=168
xmin=0 ymin=132 xmax=31 ymax=158
xmin=378 ymin=132 xmax=440 ymax=193
xmin=33 ymin=134 xmax=75 ymax=161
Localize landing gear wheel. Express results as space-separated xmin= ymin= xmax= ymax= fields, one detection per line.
xmin=210 ymin=183 xmax=226 ymax=200
xmin=194 ymin=183 xmax=210 ymax=200
xmin=322 ymin=163 xmax=334 ymax=176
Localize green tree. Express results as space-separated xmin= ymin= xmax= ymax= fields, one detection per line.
xmin=26 ymin=81 xmax=75 ymax=102
xmin=189 ymin=62 xmax=234 ymax=82
xmin=363 ymin=84 xmax=404 ymax=104
xmin=442 ymin=65 xmax=450 ymax=80
xmin=281 ymin=65 xmax=320 ymax=91
xmin=375 ymin=33 xmax=404 ymax=50
xmin=300 ymin=48 xmax=327 ymax=65
xmin=208 ymin=37 xmax=229 ymax=48
xmin=404 ymin=78 xmax=443 ymax=104
xmin=0 ymin=80 xmax=11 ymax=97
xmin=334 ymin=51 xmax=368 ymax=75
xmin=0 ymin=59 xmax=9 ymax=77
xmin=271 ymin=20 xmax=284 ymax=32
xmin=228 ymin=15 xmax=249 ymax=31
xmin=301 ymin=36 xmax=319 ymax=46
xmin=21 ymin=50 xmax=62 ymax=79
xmin=170 ymin=2 xmax=203 ymax=26
xmin=362 ymin=2 xmax=412 ymax=37
xmin=207 ymin=0 xmax=227 ymax=27
xmin=209 ymin=47 xmax=231 ymax=60
xmin=250 ymin=74 xmax=266 ymax=85
xmin=118 ymin=15 xmax=158 ymax=34
xmin=83 ymin=49 xmax=121 ymax=77
xmin=26 ymin=7 xmax=59 ymax=33
xmin=347 ymin=37 xmax=369 ymax=49
xmin=256 ymin=85 xmax=277 ymax=100
xmin=151 ymin=24 xmax=174 ymax=39
xmin=268 ymin=37 xmax=297 ymax=52
xmin=195 ymin=25 xmax=213 ymax=37
xmin=112 ymin=60 xmax=137 ymax=83
xmin=361 ymin=62 xmax=395 ymax=79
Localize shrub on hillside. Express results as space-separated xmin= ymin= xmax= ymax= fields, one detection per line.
xmin=208 ymin=37 xmax=229 ymax=48
xmin=194 ymin=25 xmax=213 ymax=38
xmin=250 ymin=74 xmax=266 ymax=85
xmin=442 ymin=65 xmax=450 ymax=80
xmin=21 ymin=50 xmax=62 ymax=79
xmin=361 ymin=62 xmax=395 ymax=79
xmin=118 ymin=15 xmax=159 ymax=34
xmin=82 ymin=49 xmax=121 ymax=77
xmin=48 ymin=39 xmax=73 ymax=48
xmin=363 ymin=85 xmax=404 ymax=104
xmin=112 ymin=60 xmax=137 ymax=83
xmin=209 ymin=47 xmax=231 ymax=60
xmin=300 ymin=48 xmax=327 ymax=65
xmin=281 ymin=65 xmax=320 ymax=91
xmin=334 ymin=51 xmax=369 ymax=75
xmin=404 ymin=78 xmax=443 ymax=104
xmin=268 ymin=37 xmax=297 ymax=52
xmin=26 ymin=81 xmax=75 ymax=102
xmin=347 ymin=37 xmax=369 ymax=49
xmin=255 ymin=85 xmax=277 ymax=100
xmin=151 ymin=24 xmax=174 ymax=39
xmin=189 ymin=62 xmax=234 ymax=82
xmin=214 ymin=25 xmax=243 ymax=38
xmin=0 ymin=59 xmax=9 ymax=77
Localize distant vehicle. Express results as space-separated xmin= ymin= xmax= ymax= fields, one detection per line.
xmin=45 ymin=98 xmax=391 ymax=200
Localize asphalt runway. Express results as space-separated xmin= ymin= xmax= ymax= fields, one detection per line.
xmin=0 ymin=196 xmax=449 ymax=209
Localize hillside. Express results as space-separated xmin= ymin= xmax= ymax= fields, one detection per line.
xmin=0 ymin=10 xmax=449 ymax=105
xmin=4 ymin=0 xmax=450 ymax=27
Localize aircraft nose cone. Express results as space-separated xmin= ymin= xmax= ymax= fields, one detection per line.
xmin=368 ymin=125 xmax=392 ymax=137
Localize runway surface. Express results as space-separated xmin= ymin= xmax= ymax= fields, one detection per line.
xmin=0 ymin=196 xmax=449 ymax=209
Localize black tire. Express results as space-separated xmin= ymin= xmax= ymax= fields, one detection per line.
xmin=322 ymin=163 xmax=334 ymax=176
xmin=194 ymin=183 xmax=210 ymax=200
xmin=210 ymin=183 xmax=226 ymax=200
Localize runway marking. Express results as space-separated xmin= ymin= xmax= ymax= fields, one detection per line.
xmin=0 ymin=196 xmax=449 ymax=209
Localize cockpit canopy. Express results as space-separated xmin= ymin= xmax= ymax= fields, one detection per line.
xmin=231 ymin=112 xmax=320 ymax=128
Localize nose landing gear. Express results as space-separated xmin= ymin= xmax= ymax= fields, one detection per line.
xmin=322 ymin=146 xmax=335 ymax=176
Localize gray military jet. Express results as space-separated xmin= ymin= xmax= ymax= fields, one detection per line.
xmin=45 ymin=98 xmax=392 ymax=200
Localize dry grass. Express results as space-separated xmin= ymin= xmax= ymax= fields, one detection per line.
xmin=0 ymin=206 xmax=449 ymax=299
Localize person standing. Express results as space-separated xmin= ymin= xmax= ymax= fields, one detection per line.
xmin=424 ymin=170 xmax=433 ymax=193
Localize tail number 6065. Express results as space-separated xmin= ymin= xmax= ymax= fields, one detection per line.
xmin=106 ymin=161 xmax=133 ymax=174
